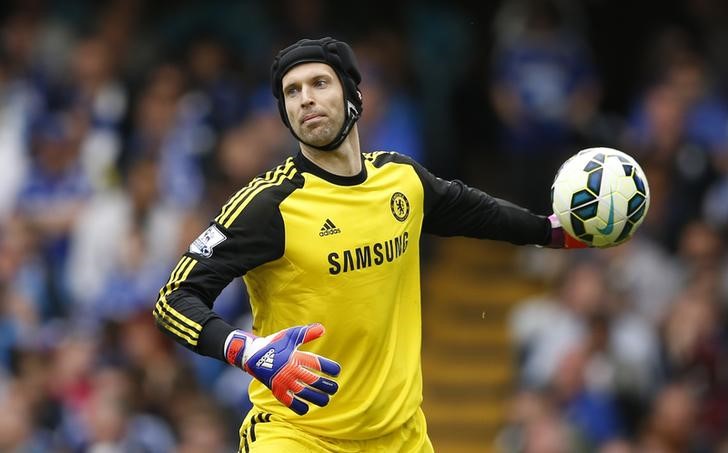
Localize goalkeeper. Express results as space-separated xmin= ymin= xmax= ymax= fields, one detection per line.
xmin=153 ymin=37 xmax=584 ymax=452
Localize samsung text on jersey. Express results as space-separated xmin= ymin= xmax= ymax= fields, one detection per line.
xmin=327 ymin=232 xmax=409 ymax=275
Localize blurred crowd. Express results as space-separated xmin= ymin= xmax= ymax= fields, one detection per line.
xmin=0 ymin=0 xmax=727 ymax=452
xmin=492 ymin=1 xmax=728 ymax=452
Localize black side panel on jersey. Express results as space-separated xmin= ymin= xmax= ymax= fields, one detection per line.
xmin=370 ymin=152 xmax=550 ymax=245
xmin=154 ymin=164 xmax=305 ymax=359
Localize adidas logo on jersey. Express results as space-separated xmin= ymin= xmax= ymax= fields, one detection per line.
xmin=256 ymin=349 xmax=275 ymax=369
xmin=319 ymin=218 xmax=341 ymax=236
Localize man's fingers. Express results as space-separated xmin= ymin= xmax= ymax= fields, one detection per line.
xmin=307 ymin=376 xmax=339 ymax=395
xmin=288 ymin=397 xmax=309 ymax=415
xmin=298 ymin=323 xmax=325 ymax=345
xmin=315 ymin=356 xmax=341 ymax=377
xmin=296 ymin=351 xmax=341 ymax=377
xmin=257 ymin=323 xmax=341 ymax=415
xmin=294 ymin=362 xmax=339 ymax=395
xmin=296 ymin=386 xmax=330 ymax=407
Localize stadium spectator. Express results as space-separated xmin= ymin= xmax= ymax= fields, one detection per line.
xmin=637 ymin=382 xmax=704 ymax=452
xmin=67 ymin=157 xmax=184 ymax=318
xmin=127 ymin=64 xmax=209 ymax=208
xmin=355 ymin=33 xmax=423 ymax=162
xmin=489 ymin=0 xmax=601 ymax=211
xmin=14 ymin=113 xmax=93 ymax=319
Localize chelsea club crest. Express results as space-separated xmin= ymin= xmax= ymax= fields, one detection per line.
xmin=390 ymin=192 xmax=410 ymax=222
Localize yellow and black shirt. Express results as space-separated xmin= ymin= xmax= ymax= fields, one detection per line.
xmin=154 ymin=151 xmax=550 ymax=440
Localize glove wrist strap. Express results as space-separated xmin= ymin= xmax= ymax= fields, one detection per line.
xmin=224 ymin=330 xmax=257 ymax=368
xmin=546 ymin=214 xmax=565 ymax=248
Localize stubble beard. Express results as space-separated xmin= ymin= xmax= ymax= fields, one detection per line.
xmin=296 ymin=115 xmax=343 ymax=147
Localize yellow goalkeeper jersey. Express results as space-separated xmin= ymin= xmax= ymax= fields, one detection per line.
xmin=154 ymin=151 xmax=550 ymax=440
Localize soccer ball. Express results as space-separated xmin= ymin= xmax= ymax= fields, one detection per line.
xmin=551 ymin=147 xmax=650 ymax=248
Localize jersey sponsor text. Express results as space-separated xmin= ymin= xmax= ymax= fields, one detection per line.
xmin=327 ymin=232 xmax=409 ymax=275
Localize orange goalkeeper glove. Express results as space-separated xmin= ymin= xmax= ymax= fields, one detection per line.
xmin=224 ymin=323 xmax=341 ymax=415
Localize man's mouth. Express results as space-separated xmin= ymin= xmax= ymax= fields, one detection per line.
xmin=301 ymin=113 xmax=325 ymax=124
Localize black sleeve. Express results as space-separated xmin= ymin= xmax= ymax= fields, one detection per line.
xmin=153 ymin=177 xmax=298 ymax=361
xmin=375 ymin=152 xmax=552 ymax=245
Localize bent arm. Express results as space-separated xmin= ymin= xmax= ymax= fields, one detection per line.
xmin=153 ymin=186 xmax=287 ymax=361
xmin=154 ymin=254 xmax=241 ymax=361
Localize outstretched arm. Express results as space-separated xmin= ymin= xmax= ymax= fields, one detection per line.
xmin=375 ymin=152 xmax=585 ymax=247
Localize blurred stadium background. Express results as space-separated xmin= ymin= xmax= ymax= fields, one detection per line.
xmin=1 ymin=0 xmax=728 ymax=451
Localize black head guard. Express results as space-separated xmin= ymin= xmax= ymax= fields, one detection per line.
xmin=271 ymin=37 xmax=363 ymax=151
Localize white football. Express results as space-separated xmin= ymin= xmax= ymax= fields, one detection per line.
xmin=551 ymin=147 xmax=650 ymax=248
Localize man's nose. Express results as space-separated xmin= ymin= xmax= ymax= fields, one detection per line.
xmin=300 ymin=86 xmax=315 ymax=106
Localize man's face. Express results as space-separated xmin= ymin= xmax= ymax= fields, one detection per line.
xmin=281 ymin=62 xmax=345 ymax=147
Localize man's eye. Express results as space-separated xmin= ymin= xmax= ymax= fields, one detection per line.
xmin=285 ymin=87 xmax=298 ymax=97
xmin=315 ymin=80 xmax=327 ymax=88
